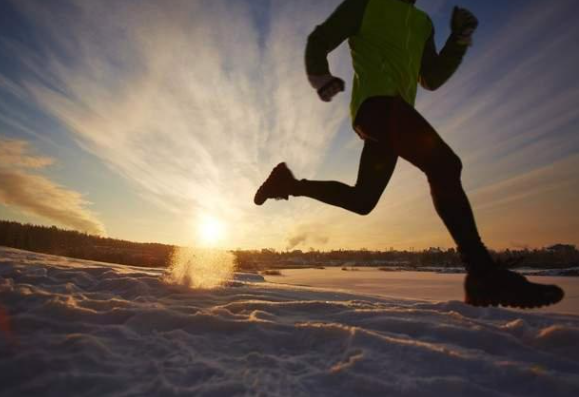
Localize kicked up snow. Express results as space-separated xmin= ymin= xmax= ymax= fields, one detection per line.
xmin=164 ymin=247 xmax=236 ymax=289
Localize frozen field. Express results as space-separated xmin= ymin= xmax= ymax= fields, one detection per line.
xmin=267 ymin=267 xmax=579 ymax=316
xmin=1 ymin=247 xmax=579 ymax=397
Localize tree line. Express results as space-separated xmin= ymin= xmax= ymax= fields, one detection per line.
xmin=1 ymin=220 xmax=577 ymax=270
xmin=233 ymin=245 xmax=579 ymax=270
xmin=0 ymin=220 xmax=173 ymax=268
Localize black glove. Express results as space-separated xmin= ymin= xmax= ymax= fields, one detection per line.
xmin=451 ymin=6 xmax=478 ymax=45
xmin=316 ymin=76 xmax=345 ymax=102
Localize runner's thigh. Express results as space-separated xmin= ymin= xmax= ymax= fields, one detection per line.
xmin=355 ymin=139 xmax=398 ymax=196
xmin=355 ymin=96 xmax=460 ymax=175
xmin=389 ymin=98 xmax=461 ymax=175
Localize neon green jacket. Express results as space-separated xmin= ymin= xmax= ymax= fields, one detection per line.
xmin=306 ymin=0 xmax=469 ymax=121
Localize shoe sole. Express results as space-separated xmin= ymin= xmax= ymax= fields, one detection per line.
xmin=465 ymin=286 xmax=564 ymax=309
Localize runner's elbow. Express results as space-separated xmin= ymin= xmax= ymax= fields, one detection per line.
xmin=420 ymin=76 xmax=442 ymax=91
xmin=306 ymin=26 xmax=326 ymax=52
xmin=305 ymin=28 xmax=331 ymax=75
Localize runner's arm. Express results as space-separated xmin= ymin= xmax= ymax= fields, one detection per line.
xmin=419 ymin=31 xmax=469 ymax=91
xmin=305 ymin=0 xmax=368 ymax=80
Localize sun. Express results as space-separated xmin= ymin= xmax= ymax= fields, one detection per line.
xmin=197 ymin=214 xmax=226 ymax=246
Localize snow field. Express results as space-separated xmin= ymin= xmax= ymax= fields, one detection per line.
xmin=1 ymin=247 xmax=578 ymax=397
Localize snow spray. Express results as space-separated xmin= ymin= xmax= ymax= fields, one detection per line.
xmin=164 ymin=247 xmax=235 ymax=289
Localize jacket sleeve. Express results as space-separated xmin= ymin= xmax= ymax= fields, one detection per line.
xmin=305 ymin=0 xmax=368 ymax=76
xmin=419 ymin=29 xmax=469 ymax=91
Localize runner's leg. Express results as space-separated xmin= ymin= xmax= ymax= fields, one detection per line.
xmin=345 ymin=96 xmax=564 ymax=307
xmin=355 ymin=96 xmax=491 ymax=272
xmin=292 ymin=140 xmax=397 ymax=215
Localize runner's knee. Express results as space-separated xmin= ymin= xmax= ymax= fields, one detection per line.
xmin=426 ymin=152 xmax=463 ymax=183
xmin=447 ymin=153 xmax=463 ymax=179
xmin=355 ymin=203 xmax=373 ymax=215
xmin=352 ymin=201 xmax=375 ymax=215
xmin=351 ymin=191 xmax=381 ymax=215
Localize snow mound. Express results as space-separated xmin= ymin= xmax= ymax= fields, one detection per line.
xmin=1 ymin=247 xmax=578 ymax=397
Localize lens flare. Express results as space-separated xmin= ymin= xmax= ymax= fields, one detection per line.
xmin=164 ymin=247 xmax=235 ymax=289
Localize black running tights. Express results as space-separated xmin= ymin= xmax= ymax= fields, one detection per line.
xmin=292 ymin=96 xmax=490 ymax=270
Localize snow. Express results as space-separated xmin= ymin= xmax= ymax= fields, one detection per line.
xmin=270 ymin=268 xmax=579 ymax=316
xmin=1 ymin=247 xmax=579 ymax=397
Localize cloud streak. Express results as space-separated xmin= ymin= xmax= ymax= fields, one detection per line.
xmin=5 ymin=0 xmax=349 ymax=247
xmin=419 ymin=0 xmax=579 ymax=177
xmin=0 ymin=138 xmax=105 ymax=235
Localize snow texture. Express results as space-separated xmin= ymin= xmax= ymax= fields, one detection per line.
xmin=1 ymin=247 xmax=579 ymax=397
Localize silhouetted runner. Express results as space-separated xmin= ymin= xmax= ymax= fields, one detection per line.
xmin=254 ymin=0 xmax=564 ymax=308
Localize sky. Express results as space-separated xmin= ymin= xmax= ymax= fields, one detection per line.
xmin=0 ymin=0 xmax=578 ymax=251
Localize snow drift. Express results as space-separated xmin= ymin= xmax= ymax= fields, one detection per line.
xmin=1 ymin=247 xmax=578 ymax=397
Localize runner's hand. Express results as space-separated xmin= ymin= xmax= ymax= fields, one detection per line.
xmin=308 ymin=74 xmax=345 ymax=102
xmin=451 ymin=6 xmax=478 ymax=46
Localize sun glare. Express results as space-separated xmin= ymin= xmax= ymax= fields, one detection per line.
xmin=197 ymin=215 xmax=225 ymax=246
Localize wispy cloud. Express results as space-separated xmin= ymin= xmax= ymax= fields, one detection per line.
xmin=419 ymin=0 xmax=579 ymax=179
xmin=0 ymin=139 xmax=53 ymax=169
xmin=5 ymin=0 xmax=349 ymax=247
xmin=0 ymin=138 xmax=105 ymax=235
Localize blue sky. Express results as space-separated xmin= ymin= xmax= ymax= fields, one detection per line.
xmin=1 ymin=0 xmax=578 ymax=250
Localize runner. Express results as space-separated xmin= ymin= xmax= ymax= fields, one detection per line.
xmin=254 ymin=0 xmax=564 ymax=308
